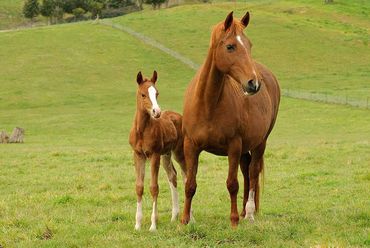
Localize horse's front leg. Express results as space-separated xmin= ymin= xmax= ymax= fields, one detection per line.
xmin=134 ymin=152 xmax=146 ymax=230
xmin=149 ymin=153 xmax=160 ymax=231
xmin=181 ymin=136 xmax=200 ymax=225
xmin=227 ymin=138 xmax=242 ymax=228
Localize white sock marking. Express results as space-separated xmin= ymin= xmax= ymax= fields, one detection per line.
xmin=169 ymin=182 xmax=179 ymax=221
xmin=135 ymin=201 xmax=142 ymax=230
xmin=245 ymin=190 xmax=255 ymax=222
xmin=149 ymin=201 xmax=157 ymax=231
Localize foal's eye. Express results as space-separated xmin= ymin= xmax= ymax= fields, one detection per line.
xmin=226 ymin=44 xmax=236 ymax=52
xmin=141 ymin=94 xmax=145 ymax=98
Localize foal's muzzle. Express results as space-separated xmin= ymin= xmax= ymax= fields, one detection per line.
xmin=151 ymin=107 xmax=161 ymax=119
xmin=243 ymin=79 xmax=260 ymax=95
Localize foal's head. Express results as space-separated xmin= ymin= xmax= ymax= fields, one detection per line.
xmin=135 ymin=71 xmax=161 ymax=118
xmin=211 ymin=11 xmax=260 ymax=95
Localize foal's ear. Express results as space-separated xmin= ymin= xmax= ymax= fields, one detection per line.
xmin=224 ymin=11 xmax=233 ymax=31
xmin=241 ymin=11 xmax=250 ymax=28
xmin=136 ymin=71 xmax=143 ymax=84
xmin=151 ymin=70 xmax=158 ymax=84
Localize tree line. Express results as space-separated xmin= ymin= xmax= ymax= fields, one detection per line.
xmin=22 ymin=0 xmax=158 ymax=24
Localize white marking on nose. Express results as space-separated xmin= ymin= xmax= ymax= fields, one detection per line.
xmin=148 ymin=86 xmax=160 ymax=116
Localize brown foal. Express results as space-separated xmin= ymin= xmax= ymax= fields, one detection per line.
xmin=129 ymin=71 xmax=186 ymax=231
xmin=181 ymin=12 xmax=280 ymax=227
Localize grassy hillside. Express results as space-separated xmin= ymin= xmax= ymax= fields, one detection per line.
xmin=0 ymin=0 xmax=26 ymax=29
xmin=112 ymin=1 xmax=370 ymax=100
xmin=0 ymin=4 xmax=369 ymax=248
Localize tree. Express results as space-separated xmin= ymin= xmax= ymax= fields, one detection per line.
xmin=72 ymin=7 xmax=85 ymax=20
xmin=40 ymin=0 xmax=55 ymax=24
xmin=89 ymin=1 xmax=104 ymax=18
xmin=145 ymin=0 xmax=165 ymax=9
xmin=23 ymin=0 xmax=40 ymax=21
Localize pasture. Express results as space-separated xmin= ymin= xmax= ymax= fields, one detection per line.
xmin=0 ymin=1 xmax=369 ymax=247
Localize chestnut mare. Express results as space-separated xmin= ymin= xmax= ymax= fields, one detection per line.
xmin=181 ymin=12 xmax=280 ymax=227
xmin=129 ymin=71 xmax=186 ymax=231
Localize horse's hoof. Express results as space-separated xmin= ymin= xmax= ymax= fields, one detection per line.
xmin=240 ymin=209 xmax=246 ymax=218
xmin=149 ymin=225 xmax=157 ymax=232
xmin=134 ymin=224 xmax=141 ymax=231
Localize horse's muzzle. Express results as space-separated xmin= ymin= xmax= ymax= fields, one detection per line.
xmin=244 ymin=79 xmax=261 ymax=95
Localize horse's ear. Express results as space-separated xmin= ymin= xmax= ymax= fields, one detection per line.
xmin=224 ymin=11 xmax=233 ymax=31
xmin=151 ymin=70 xmax=158 ymax=84
xmin=241 ymin=11 xmax=250 ymax=28
xmin=136 ymin=71 xmax=143 ymax=84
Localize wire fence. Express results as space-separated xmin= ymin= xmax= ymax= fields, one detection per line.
xmin=99 ymin=21 xmax=369 ymax=110
xmin=282 ymin=89 xmax=370 ymax=109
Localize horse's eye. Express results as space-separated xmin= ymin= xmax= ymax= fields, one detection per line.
xmin=226 ymin=44 xmax=236 ymax=52
xmin=141 ymin=94 xmax=145 ymax=98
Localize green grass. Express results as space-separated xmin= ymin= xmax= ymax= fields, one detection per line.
xmin=0 ymin=0 xmax=26 ymax=29
xmin=112 ymin=1 xmax=370 ymax=99
xmin=0 ymin=3 xmax=369 ymax=248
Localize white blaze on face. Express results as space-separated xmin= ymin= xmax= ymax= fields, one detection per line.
xmin=236 ymin=35 xmax=259 ymax=94
xmin=148 ymin=86 xmax=161 ymax=117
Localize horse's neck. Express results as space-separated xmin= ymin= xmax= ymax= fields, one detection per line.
xmin=196 ymin=50 xmax=225 ymax=117
xmin=134 ymin=108 xmax=151 ymax=136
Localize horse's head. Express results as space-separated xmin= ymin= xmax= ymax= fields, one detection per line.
xmin=211 ymin=11 xmax=260 ymax=95
xmin=135 ymin=71 xmax=161 ymax=118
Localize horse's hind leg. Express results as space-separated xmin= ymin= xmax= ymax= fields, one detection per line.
xmin=246 ymin=141 xmax=266 ymax=222
xmin=227 ymin=138 xmax=242 ymax=227
xmin=162 ymin=153 xmax=179 ymax=221
xmin=134 ymin=152 xmax=146 ymax=230
xmin=149 ymin=154 xmax=160 ymax=231
xmin=240 ymin=152 xmax=251 ymax=218
xmin=174 ymin=148 xmax=195 ymax=222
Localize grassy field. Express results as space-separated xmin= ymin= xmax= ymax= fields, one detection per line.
xmin=113 ymin=0 xmax=370 ymax=100
xmin=0 ymin=2 xmax=369 ymax=247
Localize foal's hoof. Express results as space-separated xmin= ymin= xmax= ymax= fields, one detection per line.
xmin=134 ymin=224 xmax=141 ymax=231
xmin=149 ymin=225 xmax=157 ymax=232
xmin=181 ymin=214 xmax=190 ymax=225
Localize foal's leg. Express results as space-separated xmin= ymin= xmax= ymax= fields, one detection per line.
xmin=162 ymin=153 xmax=179 ymax=221
xmin=134 ymin=152 xmax=146 ymax=230
xmin=227 ymin=138 xmax=242 ymax=228
xmin=149 ymin=153 xmax=160 ymax=231
xmin=181 ymin=136 xmax=200 ymax=225
xmin=240 ymin=152 xmax=251 ymax=218
xmin=246 ymin=141 xmax=266 ymax=222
